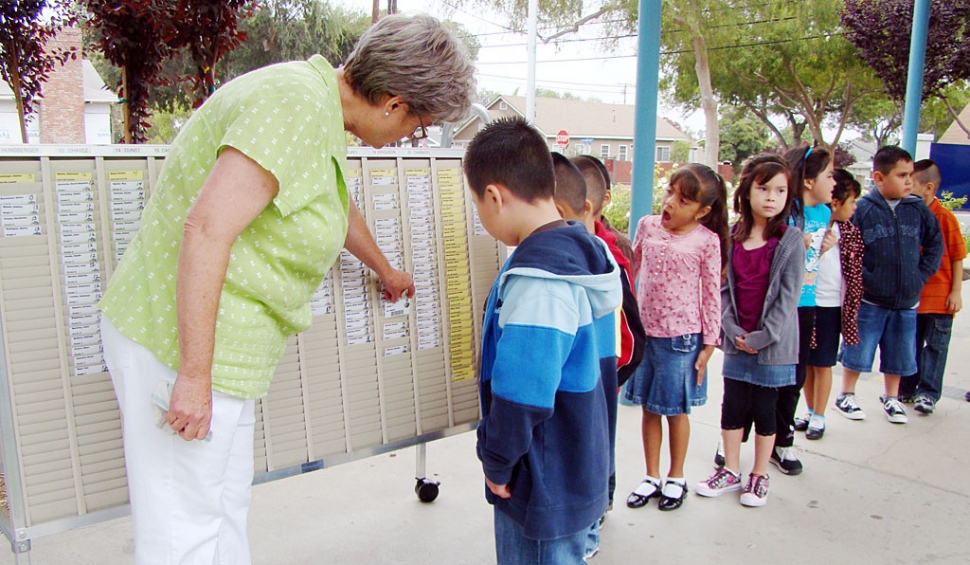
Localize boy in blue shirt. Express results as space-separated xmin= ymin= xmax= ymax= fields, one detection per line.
xmin=465 ymin=117 xmax=621 ymax=564
xmin=835 ymin=146 xmax=943 ymax=424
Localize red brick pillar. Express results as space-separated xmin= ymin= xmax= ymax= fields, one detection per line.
xmin=39 ymin=27 xmax=84 ymax=144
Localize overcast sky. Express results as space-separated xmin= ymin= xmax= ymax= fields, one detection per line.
xmin=335 ymin=0 xmax=707 ymax=133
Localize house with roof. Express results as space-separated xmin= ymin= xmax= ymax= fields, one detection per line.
xmin=938 ymin=104 xmax=970 ymax=146
xmin=451 ymin=95 xmax=692 ymax=183
xmin=0 ymin=29 xmax=116 ymax=144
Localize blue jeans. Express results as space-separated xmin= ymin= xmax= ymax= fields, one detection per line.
xmin=839 ymin=302 xmax=917 ymax=376
xmin=494 ymin=508 xmax=589 ymax=565
xmin=584 ymin=520 xmax=600 ymax=558
xmin=899 ymin=313 xmax=953 ymax=402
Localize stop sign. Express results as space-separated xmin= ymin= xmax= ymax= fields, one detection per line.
xmin=556 ymin=130 xmax=569 ymax=148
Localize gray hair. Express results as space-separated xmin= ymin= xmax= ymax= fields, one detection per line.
xmin=342 ymin=13 xmax=476 ymax=123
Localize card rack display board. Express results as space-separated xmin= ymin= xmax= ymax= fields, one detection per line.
xmin=0 ymin=145 xmax=502 ymax=558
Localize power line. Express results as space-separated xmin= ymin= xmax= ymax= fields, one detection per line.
xmin=473 ymin=33 xmax=841 ymax=64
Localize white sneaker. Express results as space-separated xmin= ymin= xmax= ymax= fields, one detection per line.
xmin=740 ymin=473 xmax=769 ymax=507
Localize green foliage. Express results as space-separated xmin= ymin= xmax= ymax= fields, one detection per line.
xmin=920 ymin=84 xmax=970 ymax=140
xmin=145 ymin=104 xmax=194 ymax=144
xmin=938 ymin=191 xmax=968 ymax=212
xmin=670 ymin=140 xmax=692 ymax=163
xmin=718 ymin=106 xmax=769 ymax=170
xmin=603 ymin=183 xmax=630 ymax=233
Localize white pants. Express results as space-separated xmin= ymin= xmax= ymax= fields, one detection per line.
xmin=102 ymin=317 xmax=256 ymax=565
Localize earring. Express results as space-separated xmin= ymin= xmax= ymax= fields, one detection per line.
xmin=384 ymin=112 xmax=389 ymax=117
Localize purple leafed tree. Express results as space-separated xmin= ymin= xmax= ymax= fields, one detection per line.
xmin=166 ymin=0 xmax=251 ymax=107
xmin=83 ymin=0 xmax=175 ymax=143
xmin=842 ymin=0 xmax=970 ymax=135
xmin=0 ymin=1 xmax=77 ymax=143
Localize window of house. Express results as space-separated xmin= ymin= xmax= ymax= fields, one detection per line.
xmin=600 ymin=144 xmax=610 ymax=160
xmin=499 ymin=101 xmax=508 ymax=110
xmin=618 ymin=145 xmax=628 ymax=162
xmin=656 ymin=146 xmax=671 ymax=162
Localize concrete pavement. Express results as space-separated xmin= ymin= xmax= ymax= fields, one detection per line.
xmin=5 ymin=292 xmax=970 ymax=564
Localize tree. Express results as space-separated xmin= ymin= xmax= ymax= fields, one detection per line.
xmin=166 ymin=0 xmax=252 ymax=107
xmin=0 ymin=1 xmax=76 ymax=143
xmin=670 ymin=139 xmax=691 ymax=163
xmin=842 ymin=0 xmax=970 ymax=139
xmin=718 ymin=106 xmax=770 ymax=170
xmin=920 ymin=83 xmax=970 ymax=140
xmin=848 ymin=93 xmax=901 ymax=147
xmin=83 ymin=0 xmax=176 ymax=143
xmin=680 ymin=0 xmax=881 ymax=151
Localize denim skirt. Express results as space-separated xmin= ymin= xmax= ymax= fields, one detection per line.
xmin=624 ymin=333 xmax=707 ymax=416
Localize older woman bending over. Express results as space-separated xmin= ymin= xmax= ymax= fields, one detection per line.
xmin=99 ymin=14 xmax=475 ymax=565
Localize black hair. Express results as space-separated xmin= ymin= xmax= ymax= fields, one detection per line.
xmin=913 ymin=158 xmax=942 ymax=188
xmin=733 ymin=154 xmax=794 ymax=243
xmin=784 ymin=144 xmax=831 ymax=222
xmin=571 ymin=155 xmax=611 ymax=215
xmin=667 ymin=163 xmax=730 ymax=270
xmin=552 ymin=153 xmax=587 ymax=215
xmin=832 ymin=168 xmax=862 ymax=203
xmin=873 ymin=145 xmax=913 ymax=176
xmin=463 ymin=116 xmax=554 ymax=202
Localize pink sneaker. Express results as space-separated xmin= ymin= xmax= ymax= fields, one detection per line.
xmin=695 ymin=468 xmax=741 ymax=497
xmin=740 ymin=473 xmax=769 ymax=507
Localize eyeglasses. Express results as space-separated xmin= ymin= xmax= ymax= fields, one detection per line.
xmin=411 ymin=118 xmax=428 ymax=140
xmin=411 ymin=116 xmax=429 ymax=140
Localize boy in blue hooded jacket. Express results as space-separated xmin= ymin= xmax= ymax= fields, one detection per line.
xmin=464 ymin=117 xmax=622 ymax=564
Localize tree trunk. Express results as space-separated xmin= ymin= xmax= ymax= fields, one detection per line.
xmin=372 ymin=0 xmax=379 ymax=23
xmin=122 ymin=66 xmax=131 ymax=144
xmin=9 ymin=50 xmax=28 ymax=144
xmin=692 ymin=33 xmax=718 ymax=167
xmin=943 ymin=96 xmax=970 ymax=141
xmin=742 ymin=100 xmax=787 ymax=148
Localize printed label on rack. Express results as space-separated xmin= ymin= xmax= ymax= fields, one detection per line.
xmin=62 ymin=252 xmax=98 ymax=264
xmin=69 ymin=303 xmax=99 ymax=317
xmin=61 ymin=241 xmax=98 ymax=254
xmin=0 ymin=173 xmax=35 ymax=183
xmin=383 ymin=297 xmax=410 ymax=318
xmin=59 ymin=201 xmax=95 ymax=213
xmin=2 ymin=225 xmax=41 ymax=237
xmin=73 ymin=364 xmax=108 ymax=377
xmin=68 ymin=323 xmax=99 ymax=337
xmin=71 ymin=344 xmax=103 ymax=357
xmin=2 ymin=203 xmax=38 ymax=215
xmin=69 ymin=333 xmax=101 ymax=347
xmin=73 ymin=352 xmax=104 ymax=367
xmin=111 ymin=209 xmax=142 ymax=222
xmin=113 ymin=220 xmax=141 ymax=232
xmin=66 ymin=291 xmax=102 ymax=306
xmin=64 ymin=282 xmax=102 ymax=296
xmin=57 ymin=211 xmax=95 ymax=223
xmin=55 ymin=180 xmax=93 ymax=191
xmin=346 ymin=327 xmax=371 ymax=345
xmin=110 ymin=200 xmax=144 ymax=212
xmin=370 ymin=169 xmax=397 ymax=186
xmin=383 ymin=321 xmax=408 ymax=340
xmin=55 ymin=172 xmax=93 ymax=182
xmin=0 ymin=194 xmax=37 ymax=205
xmin=110 ymin=188 xmax=145 ymax=200
xmin=59 ymin=231 xmax=97 ymax=244
xmin=1 ymin=214 xmax=40 ymax=227
xmin=68 ymin=312 xmax=100 ymax=326
xmin=57 ymin=191 xmax=95 ymax=203
xmin=372 ymin=193 xmax=398 ymax=210
xmin=63 ymin=261 xmax=99 ymax=275
xmin=60 ymin=222 xmax=96 ymax=233
xmin=108 ymin=170 xmax=144 ymax=181
xmin=384 ymin=344 xmax=408 ymax=356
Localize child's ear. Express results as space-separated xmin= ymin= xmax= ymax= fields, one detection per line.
xmin=554 ymin=202 xmax=567 ymax=219
xmin=872 ymin=171 xmax=884 ymax=186
xmin=484 ymin=183 xmax=504 ymax=207
xmin=603 ymin=189 xmax=613 ymax=206
xmin=694 ymin=205 xmax=712 ymax=221
xmin=583 ymin=199 xmax=593 ymax=218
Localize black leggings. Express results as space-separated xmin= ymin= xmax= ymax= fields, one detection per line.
xmin=721 ymin=378 xmax=779 ymax=436
xmin=775 ymin=307 xmax=814 ymax=448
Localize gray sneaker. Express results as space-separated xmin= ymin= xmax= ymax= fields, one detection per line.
xmin=913 ymin=395 xmax=936 ymax=415
xmin=880 ymin=395 xmax=908 ymax=424
xmin=835 ymin=393 xmax=867 ymax=420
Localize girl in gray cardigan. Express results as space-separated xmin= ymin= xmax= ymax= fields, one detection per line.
xmin=695 ymin=155 xmax=805 ymax=508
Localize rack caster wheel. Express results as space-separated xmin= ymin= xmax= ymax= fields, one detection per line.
xmin=415 ymin=478 xmax=440 ymax=502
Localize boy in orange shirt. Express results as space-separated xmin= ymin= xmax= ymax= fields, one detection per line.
xmin=898 ymin=159 xmax=967 ymax=414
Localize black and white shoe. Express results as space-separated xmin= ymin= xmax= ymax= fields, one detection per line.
xmin=626 ymin=477 xmax=661 ymax=508
xmin=880 ymin=395 xmax=908 ymax=424
xmin=913 ymin=395 xmax=935 ymax=415
xmin=770 ymin=446 xmax=803 ymax=475
xmin=835 ymin=393 xmax=867 ymax=420
xmin=713 ymin=438 xmax=725 ymax=470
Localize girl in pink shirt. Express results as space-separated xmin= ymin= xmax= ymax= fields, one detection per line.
xmin=625 ymin=164 xmax=728 ymax=512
